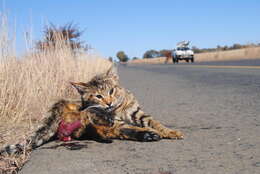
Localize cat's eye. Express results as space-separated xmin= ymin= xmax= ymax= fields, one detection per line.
xmin=109 ymin=88 xmax=114 ymax=95
xmin=96 ymin=94 xmax=103 ymax=99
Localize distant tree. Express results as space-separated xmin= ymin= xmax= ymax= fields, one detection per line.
xmin=36 ymin=23 xmax=88 ymax=52
xmin=231 ymin=43 xmax=242 ymax=50
xmin=159 ymin=49 xmax=172 ymax=64
xmin=159 ymin=49 xmax=172 ymax=57
xmin=132 ymin=57 xmax=139 ymax=60
xmin=223 ymin=45 xmax=229 ymax=51
xmin=192 ymin=46 xmax=203 ymax=53
xmin=108 ymin=57 xmax=113 ymax=62
xmin=216 ymin=45 xmax=222 ymax=51
xmin=116 ymin=51 xmax=129 ymax=62
xmin=143 ymin=49 xmax=160 ymax=59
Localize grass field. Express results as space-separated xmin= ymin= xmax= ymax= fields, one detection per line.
xmin=130 ymin=46 xmax=260 ymax=64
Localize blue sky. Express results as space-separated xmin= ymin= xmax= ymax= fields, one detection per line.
xmin=1 ymin=0 xmax=260 ymax=58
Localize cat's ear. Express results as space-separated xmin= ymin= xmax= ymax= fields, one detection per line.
xmin=70 ymin=82 xmax=88 ymax=95
xmin=106 ymin=66 xmax=119 ymax=81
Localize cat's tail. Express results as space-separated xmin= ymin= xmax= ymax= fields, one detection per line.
xmin=0 ymin=100 xmax=68 ymax=155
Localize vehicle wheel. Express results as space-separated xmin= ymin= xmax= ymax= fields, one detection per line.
xmin=186 ymin=59 xmax=189 ymax=63
xmin=176 ymin=59 xmax=179 ymax=63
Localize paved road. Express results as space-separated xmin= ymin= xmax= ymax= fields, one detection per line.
xmin=185 ymin=59 xmax=260 ymax=66
xmin=21 ymin=62 xmax=260 ymax=174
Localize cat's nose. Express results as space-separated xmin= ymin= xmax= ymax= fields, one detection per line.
xmin=107 ymin=102 xmax=112 ymax=107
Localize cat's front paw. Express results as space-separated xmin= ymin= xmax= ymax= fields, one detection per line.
xmin=168 ymin=130 xmax=184 ymax=139
xmin=103 ymin=115 xmax=114 ymax=126
xmin=140 ymin=131 xmax=161 ymax=142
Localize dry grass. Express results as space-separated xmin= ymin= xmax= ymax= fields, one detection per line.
xmin=0 ymin=142 xmax=31 ymax=174
xmin=0 ymin=50 xmax=111 ymax=147
xmin=0 ymin=13 xmax=111 ymax=173
xmin=195 ymin=46 xmax=260 ymax=62
xmin=0 ymin=51 xmax=111 ymax=172
xmin=129 ymin=47 xmax=260 ymax=64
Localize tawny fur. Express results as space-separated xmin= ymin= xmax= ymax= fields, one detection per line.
xmin=1 ymin=66 xmax=183 ymax=155
xmin=0 ymin=99 xmax=113 ymax=155
xmin=70 ymin=66 xmax=184 ymax=141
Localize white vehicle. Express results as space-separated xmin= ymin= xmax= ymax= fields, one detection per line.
xmin=172 ymin=41 xmax=194 ymax=63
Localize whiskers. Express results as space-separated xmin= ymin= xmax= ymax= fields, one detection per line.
xmin=82 ymin=96 xmax=124 ymax=113
xmin=111 ymin=96 xmax=124 ymax=111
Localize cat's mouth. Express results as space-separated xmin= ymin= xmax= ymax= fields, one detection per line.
xmin=84 ymin=104 xmax=114 ymax=113
xmin=83 ymin=96 xmax=124 ymax=113
xmin=105 ymin=96 xmax=124 ymax=112
xmin=105 ymin=106 xmax=114 ymax=112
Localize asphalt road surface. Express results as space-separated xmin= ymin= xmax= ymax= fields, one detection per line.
xmin=21 ymin=61 xmax=260 ymax=174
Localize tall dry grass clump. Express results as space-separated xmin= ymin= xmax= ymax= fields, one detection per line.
xmin=0 ymin=13 xmax=111 ymax=172
xmin=0 ymin=50 xmax=111 ymax=146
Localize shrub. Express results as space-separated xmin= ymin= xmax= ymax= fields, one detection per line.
xmin=143 ymin=49 xmax=160 ymax=59
xmin=36 ymin=23 xmax=88 ymax=53
xmin=116 ymin=51 xmax=129 ymax=62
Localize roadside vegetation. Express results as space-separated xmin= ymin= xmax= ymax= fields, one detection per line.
xmin=195 ymin=46 xmax=260 ymax=62
xmin=116 ymin=51 xmax=129 ymax=62
xmin=192 ymin=43 xmax=260 ymax=54
xmin=0 ymin=13 xmax=111 ymax=173
xmin=130 ymin=46 xmax=260 ymax=64
xmin=130 ymin=43 xmax=260 ymax=60
xmin=129 ymin=43 xmax=260 ymax=64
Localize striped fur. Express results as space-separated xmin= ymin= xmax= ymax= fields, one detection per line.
xmin=0 ymin=99 xmax=114 ymax=155
xmin=70 ymin=66 xmax=184 ymax=141
xmin=1 ymin=66 xmax=183 ymax=155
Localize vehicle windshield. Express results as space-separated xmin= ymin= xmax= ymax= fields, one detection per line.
xmin=177 ymin=47 xmax=190 ymax=51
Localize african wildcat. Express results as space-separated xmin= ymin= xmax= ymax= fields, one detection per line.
xmin=1 ymin=66 xmax=183 ymax=155
xmin=70 ymin=66 xmax=183 ymax=141
xmin=0 ymin=99 xmax=114 ymax=155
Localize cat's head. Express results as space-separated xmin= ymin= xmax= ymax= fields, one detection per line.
xmin=71 ymin=66 xmax=123 ymax=112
